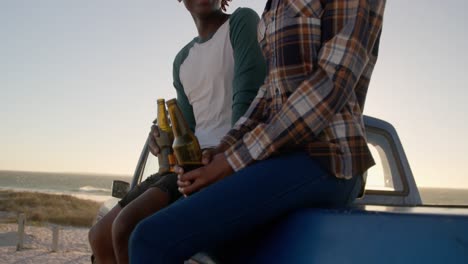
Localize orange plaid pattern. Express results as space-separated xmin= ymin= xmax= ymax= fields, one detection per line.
xmin=222 ymin=0 xmax=386 ymax=179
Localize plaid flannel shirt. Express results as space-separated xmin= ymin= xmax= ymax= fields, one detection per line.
xmin=221 ymin=0 xmax=386 ymax=179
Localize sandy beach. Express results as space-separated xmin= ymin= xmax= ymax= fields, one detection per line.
xmin=0 ymin=223 xmax=91 ymax=264
xmin=0 ymin=189 xmax=107 ymax=264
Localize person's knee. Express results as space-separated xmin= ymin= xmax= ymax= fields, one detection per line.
xmin=130 ymin=220 xmax=189 ymax=263
xmin=89 ymin=205 xmax=121 ymax=250
xmin=88 ymin=222 xmax=106 ymax=250
xmin=130 ymin=216 xmax=179 ymax=258
xmin=88 ymin=225 xmax=97 ymax=246
xmin=129 ymin=221 xmax=152 ymax=258
xmin=130 ymin=220 xmax=160 ymax=251
xmin=128 ymin=222 xmax=141 ymax=248
xmin=112 ymin=211 xmax=133 ymax=244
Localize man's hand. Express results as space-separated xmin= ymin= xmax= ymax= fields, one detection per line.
xmin=177 ymin=153 xmax=234 ymax=196
xmin=148 ymin=124 xmax=161 ymax=157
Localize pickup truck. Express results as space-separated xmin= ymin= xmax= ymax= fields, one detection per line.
xmin=98 ymin=116 xmax=468 ymax=263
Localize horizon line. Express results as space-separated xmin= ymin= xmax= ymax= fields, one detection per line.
xmin=0 ymin=169 xmax=132 ymax=177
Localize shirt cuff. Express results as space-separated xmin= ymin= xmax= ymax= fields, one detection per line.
xmin=220 ymin=134 xmax=237 ymax=148
xmin=223 ymin=140 xmax=254 ymax=172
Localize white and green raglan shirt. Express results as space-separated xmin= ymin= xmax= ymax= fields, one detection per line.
xmin=173 ymin=8 xmax=266 ymax=149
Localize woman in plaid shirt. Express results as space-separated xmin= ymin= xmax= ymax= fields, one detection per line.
xmin=130 ymin=1 xmax=386 ymax=262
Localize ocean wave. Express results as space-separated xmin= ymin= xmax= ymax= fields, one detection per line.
xmin=78 ymin=186 xmax=111 ymax=193
xmin=72 ymin=193 xmax=114 ymax=203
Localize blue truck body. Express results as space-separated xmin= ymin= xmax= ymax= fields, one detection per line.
xmin=99 ymin=116 xmax=468 ymax=263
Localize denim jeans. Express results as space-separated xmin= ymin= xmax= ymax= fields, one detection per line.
xmin=129 ymin=152 xmax=362 ymax=263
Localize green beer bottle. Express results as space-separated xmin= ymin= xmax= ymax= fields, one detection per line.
xmin=166 ymin=98 xmax=203 ymax=171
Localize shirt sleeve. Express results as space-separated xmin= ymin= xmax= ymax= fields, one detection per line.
xmin=173 ymin=42 xmax=196 ymax=132
xmin=224 ymin=0 xmax=385 ymax=171
xmin=229 ymin=8 xmax=267 ymax=126
xmin=220 ymin=82 xmax=269 ymax=147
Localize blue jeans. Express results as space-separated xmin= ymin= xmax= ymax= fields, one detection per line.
xmin=129 ymin=152 xmax=362 ymax=263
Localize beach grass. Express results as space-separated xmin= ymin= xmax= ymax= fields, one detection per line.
xmin=0 ymin=190 xmax=102 ymax=227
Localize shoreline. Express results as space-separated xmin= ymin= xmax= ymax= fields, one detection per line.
xmin=0 ymin=187 xmax=112 ymax=203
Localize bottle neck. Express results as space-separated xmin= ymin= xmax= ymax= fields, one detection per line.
xmin=157 ymin=102 xmax=171 ymax=132
xmin=167 ymin=101 xmax=190 ymax=138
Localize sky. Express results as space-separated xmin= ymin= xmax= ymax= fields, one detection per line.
xmin=1 ymin=0 xmax=467 ymax=189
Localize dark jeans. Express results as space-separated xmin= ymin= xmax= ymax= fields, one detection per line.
xmin=129 ymin=152 xmax=362 ymax=263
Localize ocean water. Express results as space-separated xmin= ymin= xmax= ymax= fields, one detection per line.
xmin=0 ymin=170 xmax=132 ymax=202
xmin=1 ymin=170 xmax=467 ymax=206
xmin=419 ymin=187 xmax=468 ymax=206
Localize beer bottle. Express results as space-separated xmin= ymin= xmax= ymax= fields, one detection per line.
xmin=155 ymin=99 xmax=176 ymax=173
xmin=166 ymin=98 xmax=203 ymax=171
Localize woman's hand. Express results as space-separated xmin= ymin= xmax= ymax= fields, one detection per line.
xmin=175 ymin=148 xmax=217 ymax=191
xmin=177 ymin=153 xmax=234 ymax=196
xmin=177 ymin=142 xmax=231 ymax=195
xmin=148 ymin=124 xmax=161 ymax=157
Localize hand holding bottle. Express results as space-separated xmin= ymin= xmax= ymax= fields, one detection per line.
xmin=149 ymin=99 xmax=176 ymax=173
xmin=148 ymin=123 xmax=161 ymax=157
xmin=176 ymin=142 xmax=231 ymax=195
xmin=177 ymin=152 xmax=234 ymax=196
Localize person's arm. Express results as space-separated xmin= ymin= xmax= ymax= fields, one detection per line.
xmin=219 ymin=83 xmax=268 ymax=149
xmin=150 ymin=46 xmax=196 ymax=157
xmin=218 ymin=8 xmax=269 ymax=149
xmin=224 ymin=0 xmax=386 ymax=171
xmin=229 ymin=8 xmax=267 ymax=125
xmin=217 ymin=8 xmax=268 ymax=150
xmin=173 ymin=42 xmax=196 ymax=132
